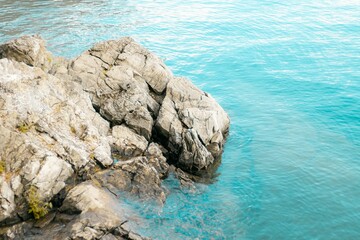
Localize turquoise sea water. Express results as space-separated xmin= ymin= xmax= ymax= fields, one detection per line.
xmin=1 ymin=0 xmax=360 ymax=239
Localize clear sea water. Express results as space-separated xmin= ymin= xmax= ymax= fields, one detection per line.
xmin=1 ymin=0 xmax=360 ymax=239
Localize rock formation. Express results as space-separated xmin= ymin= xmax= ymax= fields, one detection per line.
xmin=0 ymin=35 xmax=230 ymax=239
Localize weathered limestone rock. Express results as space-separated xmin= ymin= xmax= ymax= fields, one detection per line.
xmin=156 ymin=77 xmax=230 ymax=172
xmin=111 ymin=125 xmax=148 ymax=158
xmin=179 ymin=129 xmax=214 ymax=171
xmin=0 ymin=183 xmax=148 ymax=240
xmin=0 ymin=59 xmax=111 ymax=223
xmin=93 ymin=142 xmax=170 ymax=204
xmin=60 ymin=182 xmax=119 ymax=214
xmin=69 ymin=37 xmax=172 ymax=140
xmin=0 ymin=179 xmax=15 ymax=223
xmin=69 ymin=37 xmax=230 ymax=173
xmin=92 ymin=140 xmax=170 ymax=204
xmin=0 ymin=35 xmax=71 ymax=77
xmin=145 ymin=143 xmax=169 ymax=179
xmin=0 ymin=35 xmax=230 ymax=239
xmin=59 ymin=182 xmax=148 ymax=240
xmin=168 ymin=166 xmax=197 ymax=191
xmin=0 ymin=35 xmax=53 ymax=71
xmin=95 ymin=156 xmax=167 ymax=203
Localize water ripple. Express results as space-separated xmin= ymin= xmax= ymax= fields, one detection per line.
xmin=1 ymin=0 xmax=360 ymax=239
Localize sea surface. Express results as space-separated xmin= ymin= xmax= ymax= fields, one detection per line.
xmin=1 ymin=0 xmax=360 ymax=239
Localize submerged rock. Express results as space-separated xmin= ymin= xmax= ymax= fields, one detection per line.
xmin=0 ymin=35 xmax=230 ymax=239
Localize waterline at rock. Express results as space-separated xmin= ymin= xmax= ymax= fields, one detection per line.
xmin=0 ymin=35 xmax=230 ymax=239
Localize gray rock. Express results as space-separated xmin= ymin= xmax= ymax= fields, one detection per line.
xmin=101 ymin=234 xmax=120 ymax=240
xmin=59 ymin=183 xmax=124 ymax=240
xmin=168 ymin=165 xmax=201 ymax=193
xmin=145 ymin=143 xmax=169 ymax=179
xmin=0 ymin=35 xmax=52 ymax=71
xmin=0 ymin=35 xmax=70 ymax=77
xmin=69 ymin=37 xmax=172 ymax=140
xmin=60 ymin=182 xmax=121 ymax=214
xmin=0 ymin=35 xmax=230 ymax=239
xmin=0 ymin=221 xmax=33 ymax=240
xmin=179 ymin=129 xmax=214 ymax=171
xmin=156 ymin=77 xmax=230 ymax=172
xmin=58 ymin=182 xmax=148 ymax=240
xmin=95 ymin=156 xmax=166 ymax=203
xmin=92 ymin=37 xmax=172 ymax=94
xmin=0 ymin=183 xmax=148 ymax=240
xmin=0 ymin=179 xmax=15 ymax=223
xmin=69 ymin=36 xmax=229 ymax=174
xmin=0 ymin=59 xmax=111 ymax=222
xmin=111 ymin=125 xmax=148 ymax=158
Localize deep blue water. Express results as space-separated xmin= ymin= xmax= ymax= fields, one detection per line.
xmin=1 ymin=0 xmax=360 ymax=239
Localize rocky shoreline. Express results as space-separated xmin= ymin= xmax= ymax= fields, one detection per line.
xmin=0 ymin=35 xmax=230 ymax=239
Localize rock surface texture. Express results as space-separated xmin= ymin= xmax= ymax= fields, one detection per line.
xmin=0 ymin=35 xmax=230 ymax=239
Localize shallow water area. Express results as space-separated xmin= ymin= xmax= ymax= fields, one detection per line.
xmin=1 ymin=0 xmax=360 ymax=239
